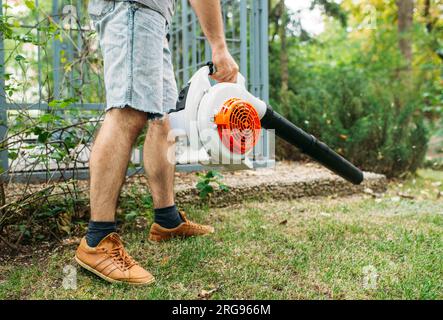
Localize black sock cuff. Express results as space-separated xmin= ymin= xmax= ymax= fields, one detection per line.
xmin=153 ymin=204 xmax=183 ymax=229
xmin=154 ymin=205 xmax=177 ymax=214
xmin=88 ymin=220 xmax=116 ymax=228
xmin=86 ymin=220 xmax=116 ymax=247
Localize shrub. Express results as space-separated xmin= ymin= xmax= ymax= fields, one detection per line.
xmin=283 ymin=66 xmax=428 ymax=177
xmin=269 ymin=25 xmax=433 ymax=177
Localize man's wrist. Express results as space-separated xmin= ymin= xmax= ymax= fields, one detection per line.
xmin=210 ymin=39 xmax=228 ymax=52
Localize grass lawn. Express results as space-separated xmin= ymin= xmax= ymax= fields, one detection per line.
xmin=0 ymin=170 xmax=442 ymax=300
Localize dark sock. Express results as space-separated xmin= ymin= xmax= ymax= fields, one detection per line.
xmin=86 ymin=221 xmax=116 ymax=247
xmin=154 ymin=205 xmax=183 ymax=229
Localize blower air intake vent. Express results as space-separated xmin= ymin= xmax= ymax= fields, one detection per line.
xmin=214 ymin=98 xmax=261 ymax=154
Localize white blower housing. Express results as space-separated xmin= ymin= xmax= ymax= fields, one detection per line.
xmin=169 ymin=65 xmax=267 ymax=170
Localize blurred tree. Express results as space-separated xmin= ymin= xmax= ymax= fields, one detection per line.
xmin=272 ymin=0 xmax=290 ymax=114
xmin=396 ymin=0 xmax=414 ymax=65
xmin=268 ymin=0 xmax=440 ymax=176
xmin=311 ymin=0 xmax=347 ymax=27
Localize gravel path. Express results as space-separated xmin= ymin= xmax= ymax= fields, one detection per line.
xmin=4 ymin=161 xmax=386 ymax=208
xmin=130 ymin=161 xmax=386 ymax=207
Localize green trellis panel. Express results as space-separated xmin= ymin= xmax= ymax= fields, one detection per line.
xmin=0 ymin=0 xmax=270 ymax=181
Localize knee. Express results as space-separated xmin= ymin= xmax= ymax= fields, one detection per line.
xmin=105 ymin=107 xmax=147 ymax=137
xmin=147 ymin=116 xmax=172 ymax=138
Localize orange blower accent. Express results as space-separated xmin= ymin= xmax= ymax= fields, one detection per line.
xmin=214 ymin=98 xmax=262 ymax=154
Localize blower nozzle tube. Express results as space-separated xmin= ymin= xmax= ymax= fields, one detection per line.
xmin=260 ymin=105 xmax=364 ymax=185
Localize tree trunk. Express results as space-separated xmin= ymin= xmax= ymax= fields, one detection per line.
xmin=395 ymin=0 xmax=414 ymax=109
xmin=278 ymin=0 xmax=289 ymax=114
xmin=396 ymin=0 xmax=414 ymax=66
xmin=423 ymin=0 xmax=432 ymax=32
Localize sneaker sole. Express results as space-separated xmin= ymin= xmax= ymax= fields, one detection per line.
xmin=148 ymin=230 xmax=214 ymax=243
xmin=74 ymin=256 xmax=155 ymax=286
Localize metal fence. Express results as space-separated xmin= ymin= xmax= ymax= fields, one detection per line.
xmin=0 ymin=0 xmax=270 ymax=182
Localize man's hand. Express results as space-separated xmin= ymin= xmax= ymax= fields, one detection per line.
xmin=211 ymin=46 xmax=239 ymax=83
xmin=189 ymin=0 xmax=239 ymax=83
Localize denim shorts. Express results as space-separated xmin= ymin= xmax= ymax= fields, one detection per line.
xmin=88 ymin=0 xmax=178 ymax=118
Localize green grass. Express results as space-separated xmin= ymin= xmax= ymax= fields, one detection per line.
xmin=0 ymin=170 xmax=442 ymax=300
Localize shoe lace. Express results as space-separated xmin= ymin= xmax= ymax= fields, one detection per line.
xmin=106 ymin=236 xmax=137 ymax=271
xmin=187 ymin=220 xmax=206 ymax=230
xmin=180 ymin=212 xmax=206 ymax=231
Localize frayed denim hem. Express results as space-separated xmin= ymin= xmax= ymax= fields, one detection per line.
xmin=105 ymin=104 xmax=166 ymax=120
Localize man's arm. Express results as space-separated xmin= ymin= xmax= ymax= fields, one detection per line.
xmin=189 ymin=0 xmax=239 ymax=83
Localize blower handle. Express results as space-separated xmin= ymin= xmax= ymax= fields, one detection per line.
xmin=206 ymin=61 xmax=246 ymax=87
xmin=207 ymin=61 xmax=217 ymax=75
xmin=261 ymin=106 xmax=364 ymax=185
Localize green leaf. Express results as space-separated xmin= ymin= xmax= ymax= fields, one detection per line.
xmin=39 ymin=113 xmax=57 ymax=123
xmin=24 ymin=0 xmax=36 ymax=10
xmin=50 ymin=150 xmax=66 ymax=161
xmin=199 ymin=190 xmax=209 ymax=199
xmin=8 ymin=151 xmax=18 ymax=160
xmin=48 ymin=98 xmax=77 ymax=109
xmin=14 ymin=54 xmax=26 ymax=62
xmin=125 ymin=211 xmax=138 ymax=221
xmin=142 ymin=195 xmax=153 ymax=208
xmin=37 ymin=131 xmax=50 ymax=143
xmin=205 ymin=170 xmax=221 ymax=179
xmin=196 ymin=181 xmax=208 ymax=190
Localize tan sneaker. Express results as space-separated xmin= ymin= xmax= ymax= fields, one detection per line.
xmin=148 ymin=211 xmax=215 ymax=242
xmin=75 ymin=233 xmax=154 ymax=285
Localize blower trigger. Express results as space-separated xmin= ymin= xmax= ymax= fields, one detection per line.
xmin=171 ymin=84 xmax=190 ymax=113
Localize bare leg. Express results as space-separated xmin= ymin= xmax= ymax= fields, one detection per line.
xmin=89 ymin=107 xmax=147 ymax=221
xmin=78 ymin=109 xmax=154 ymax=284
xmin=144 ymin=116 xmax=215 ymax=241
xmin=143 ymin=116 xmax=176 ymax=209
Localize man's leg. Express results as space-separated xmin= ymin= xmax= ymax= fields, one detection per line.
xmin=143 ymin=117 xmax=183 ymax=227
xmin=76 ymin=106 xmax=154 ymax=286
xmin=144 ymin=116 xmax=214 ymax=241
xmin=143 ymin=117 xmax=175 ymax=208
xmin=87 ymin=107 xmax=147 ymax=245
xmin=76 ymin=0 xmax=159 ymax=285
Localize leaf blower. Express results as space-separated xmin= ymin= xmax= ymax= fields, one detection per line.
xmin=169 ymin=63 xmax=364 ymax=185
